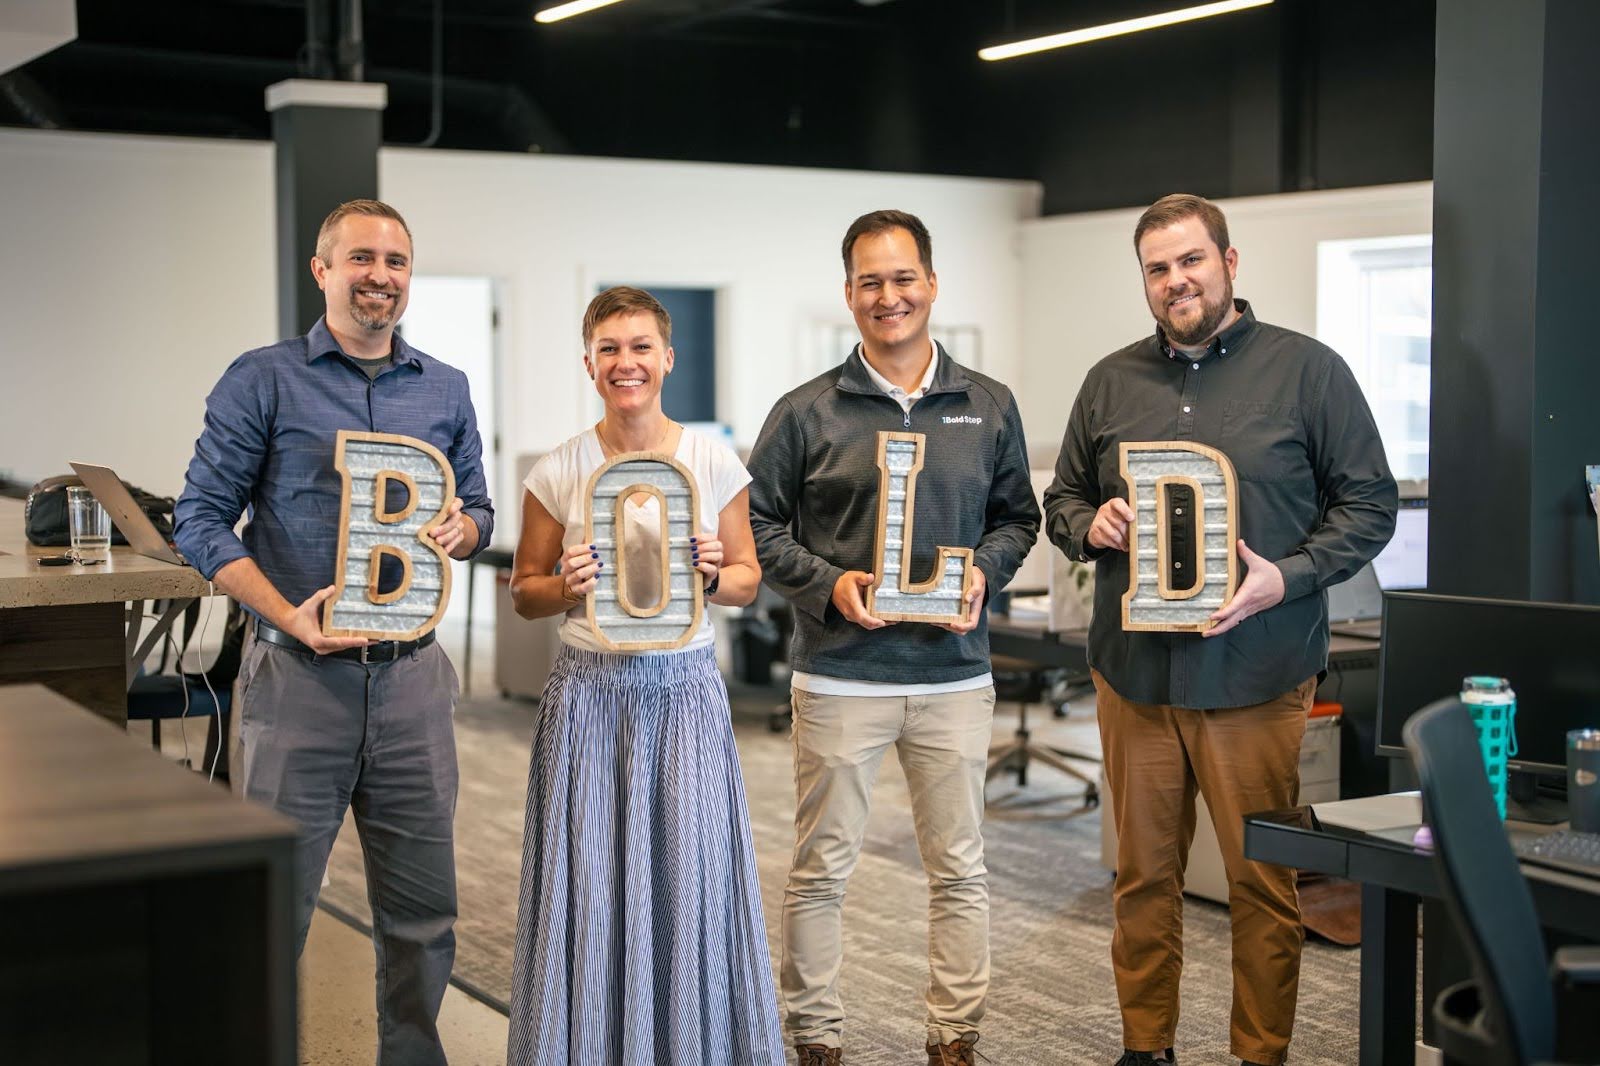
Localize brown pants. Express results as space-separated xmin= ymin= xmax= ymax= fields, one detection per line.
xmin=1094 ymin=671 xmax=1315 ymax=1066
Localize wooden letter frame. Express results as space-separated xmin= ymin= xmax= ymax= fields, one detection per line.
xmin=583 ymin=451 xmax=705 ymax=652
xmin=1119 ymin=440 xmax=1239 ymax=634
xmin=325 ymin=430 xmax=456 ymax=641
xmin=865 ymin=431 xmax=975 ymax=625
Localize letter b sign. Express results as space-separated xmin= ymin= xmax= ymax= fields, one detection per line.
xmin=324 ymin=430 xmax=456 ymax=640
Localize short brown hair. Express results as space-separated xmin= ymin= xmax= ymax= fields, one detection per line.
xmin=1133 ymin=194 xmax=1230 ymax=259
xmin=315 ymin=199 xmax=414 ymax=264
xmin=841 ymin=209 xmax=934 ymax=277
xmin=582 ymin=286 xmax=672 ymax=348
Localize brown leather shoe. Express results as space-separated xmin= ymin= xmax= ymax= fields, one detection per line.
xmin=927 ymin=1032 xmax=980 ymax=1065
xmin=795 ymin=1044 xmax=841 ymax=1065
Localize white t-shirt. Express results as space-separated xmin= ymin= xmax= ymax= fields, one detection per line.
xmin=524 ymin=427 xmax=751 ymax=653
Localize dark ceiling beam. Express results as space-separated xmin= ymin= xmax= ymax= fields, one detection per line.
xmin=39 ymin=42 xmax=571 ymax=152
xmin=655 ymin=0 xmax=790 ymax=36
xmin=723 ymin=8 xmax=873 ymax=30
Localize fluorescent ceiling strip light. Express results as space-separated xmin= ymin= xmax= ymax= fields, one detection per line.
xmin=978 ymin=0 xmax=1273 ymax=61
xmin=535 ymin=0 xmax=627 ymax=24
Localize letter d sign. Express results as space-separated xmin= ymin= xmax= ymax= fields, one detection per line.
xmin=324 ymin=430 xmax=456 ymax=640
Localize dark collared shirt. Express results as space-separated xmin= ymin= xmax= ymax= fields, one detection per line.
xmin=1043 ymin=301 xmax=1397 ymax=709
xmin=174 ymin=317 xmax=494 ymax=610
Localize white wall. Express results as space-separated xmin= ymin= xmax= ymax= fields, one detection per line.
xmin=0 ymin=125 xmax=1433 ymax=528
xmin=0 ymin=131 xmax=276 ymax=496
xmin=1015 ymin=182 xmax=1434 ymax=456
xmin=0 ymin=128 xmax=1039 ymax=521
xmin=378 ymin=147 xmax=1040 ymax=512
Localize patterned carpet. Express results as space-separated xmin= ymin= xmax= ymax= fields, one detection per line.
xmin=320 ymin=682 xmax=1366 ymax=1065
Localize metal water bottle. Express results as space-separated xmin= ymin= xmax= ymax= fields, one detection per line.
xmin=1460 ymin=676 xmax=1517 ymax=820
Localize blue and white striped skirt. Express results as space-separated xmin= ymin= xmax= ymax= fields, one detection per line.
xmin=507 ymin=644 xmax=784 ymax=1065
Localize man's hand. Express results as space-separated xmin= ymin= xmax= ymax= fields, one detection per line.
xmin=1204 ymin=539 xmax=1286 ymax=638
xmin=561 ymin=542 xmax=602 ymax=601
xmin=831 ymin=570 xmax=894 ymax=630
xmin=280 ymin=585 xmax=372 ymax=654
xmin=935 ymin=564 xmax=987 ymax=635
xmin=429 ymin=497 xmax=471 ymax=557
xmin=1087 ymin=497 xmax=1136 ymax=552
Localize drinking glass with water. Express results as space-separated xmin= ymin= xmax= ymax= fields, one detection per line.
xmin=66 ymin=485 xmax=110 ymax=564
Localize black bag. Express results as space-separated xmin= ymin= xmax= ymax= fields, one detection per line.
xmin=24 ymin=474 xmax=175 ymax=548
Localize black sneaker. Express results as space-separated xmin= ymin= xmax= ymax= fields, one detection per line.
xmin=1114 ymin=1051 xmax=1176 ymax=1065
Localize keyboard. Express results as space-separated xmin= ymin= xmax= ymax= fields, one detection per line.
xmin=1512 ymin=829 xmax=1600 ymax=879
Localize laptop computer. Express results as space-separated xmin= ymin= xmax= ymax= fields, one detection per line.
xmin=1327 ymin=562 xmax=1383 ymax=639
xmin=69 ymin=461 xmax=186 ymax=566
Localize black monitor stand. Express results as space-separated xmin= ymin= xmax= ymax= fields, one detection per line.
xmin=1505 ymin=768 xmax=1568 ymax=824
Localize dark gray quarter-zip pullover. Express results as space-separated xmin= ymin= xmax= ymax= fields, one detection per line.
xmin=749 ymin=345 xmax=1040 ymax=684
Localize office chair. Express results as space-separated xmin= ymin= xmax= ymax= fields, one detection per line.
xmin=1402 ymin=698 xmax=1600 ymax=1066
xmin=128 ymin=598 xmax=242 ymax=777
xmin=985 ymin=656 xmax=1099 ymax=809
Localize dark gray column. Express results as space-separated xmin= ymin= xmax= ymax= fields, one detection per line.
xmin=1429 ymin=0 xmax=1600 ymax=604
xmin=265 ymin=79 xmax=386 ymax=340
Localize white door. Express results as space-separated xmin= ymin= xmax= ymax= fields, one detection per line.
xmin=399 ymin=276 xmax=499 ymax=638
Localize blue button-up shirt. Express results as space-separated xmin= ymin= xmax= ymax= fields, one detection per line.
xmin=174 ymin=317 xmax=494 ymax=610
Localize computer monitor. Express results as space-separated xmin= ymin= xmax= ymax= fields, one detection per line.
xmin=1372 ymin=498 xmax=1427 ymax=590
xmin=1369 ymin=499 xmax=1433 ymax=589
xmin=1376 ymin=591 xmax=1600 ymax=776
xmin=1327 ymin=562 xmax=1382 ymax=623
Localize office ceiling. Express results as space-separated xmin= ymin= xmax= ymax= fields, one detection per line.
xmin=1 ymin=0 xmax=1438 ymax=213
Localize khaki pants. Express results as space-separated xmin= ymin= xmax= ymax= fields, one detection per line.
xmin=1094 ymin=670 xmax=1314 ymax=1066
xmin=780 ymin=686 xmax=995 ymax=1049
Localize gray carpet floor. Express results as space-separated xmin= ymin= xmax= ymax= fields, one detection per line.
xmin=321 ymin=683 xmax=1364 ymax=1065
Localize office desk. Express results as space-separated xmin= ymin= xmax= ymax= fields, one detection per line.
xmin=462 ymin=545 xmax=515 ymax=696
xmin=1245 ymin=795 xmax=1600 ymax=1066
xmin=0 ymin=497 xmax=210 ymax=723
xmin=988 ymin=616 xmax=1090 ymax=672
xmin=0 ymin=684 xmax=297 ymax=1065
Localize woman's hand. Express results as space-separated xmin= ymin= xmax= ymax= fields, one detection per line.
xmin=690 ymin=532 xmax=722 ymax=591
xmin=560 ymin=541 xmax=602 ymax=601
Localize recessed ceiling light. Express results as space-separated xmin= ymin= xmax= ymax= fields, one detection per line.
xmin=979 ymin=0 xmax=1273 ymax=61
xmin=534 ymin=0 xmax=628 ymax=25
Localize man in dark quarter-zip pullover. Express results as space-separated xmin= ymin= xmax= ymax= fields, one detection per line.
xmin=749 ymin=209 xmax=1039 ymax=1066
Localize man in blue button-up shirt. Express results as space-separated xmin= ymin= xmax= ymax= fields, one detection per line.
xmin=175 ymin=199 xmax=493 ymax=1066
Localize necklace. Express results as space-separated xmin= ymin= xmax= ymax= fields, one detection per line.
xmin=596 ymin=418 xmax=672 ymax=457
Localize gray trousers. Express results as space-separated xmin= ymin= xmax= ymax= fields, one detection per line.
xmin=236 ymin=628 xmax=460 ymax=1066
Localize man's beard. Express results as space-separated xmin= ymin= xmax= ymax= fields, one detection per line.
xmin=349 ymin=292 xmax=398 ymax=331
xmin=1161 ymin=281 xmax=1233 ymax=347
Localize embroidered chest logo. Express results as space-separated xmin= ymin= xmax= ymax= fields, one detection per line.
xmin=941 ymin=415 xmax=983 ymax=425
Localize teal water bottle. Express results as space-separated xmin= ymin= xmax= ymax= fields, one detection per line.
xmin=1460 ymin=676 xmax=1518 ymax=819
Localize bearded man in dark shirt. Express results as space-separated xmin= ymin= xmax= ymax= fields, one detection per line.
xmin=1044 ymin=193 xmax=1397 ymax=1066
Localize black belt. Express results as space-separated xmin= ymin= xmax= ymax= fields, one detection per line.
xmin=254 ymin=620 xmax=435 ymax=664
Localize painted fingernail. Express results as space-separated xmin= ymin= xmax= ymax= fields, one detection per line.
xmin=597 ymin=562 xmax=603 ymax=569
xmin=689 ymin=536 xmax=698 ymax=543
xmin=589 ymin=543 xmax=596 ymax=550
xmin=692 ymin=553 xmax=700 ymax=560
xmin=591 ymin=552 xmax=599 ymax=559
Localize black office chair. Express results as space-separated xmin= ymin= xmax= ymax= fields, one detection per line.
xmin=985 ymin=656 xmax=1099 ymax=809
xmin=1402 ymin=698 xmax=1600 ymax=1066
xmin=128 ymin=598 xmax=243 ymax=778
